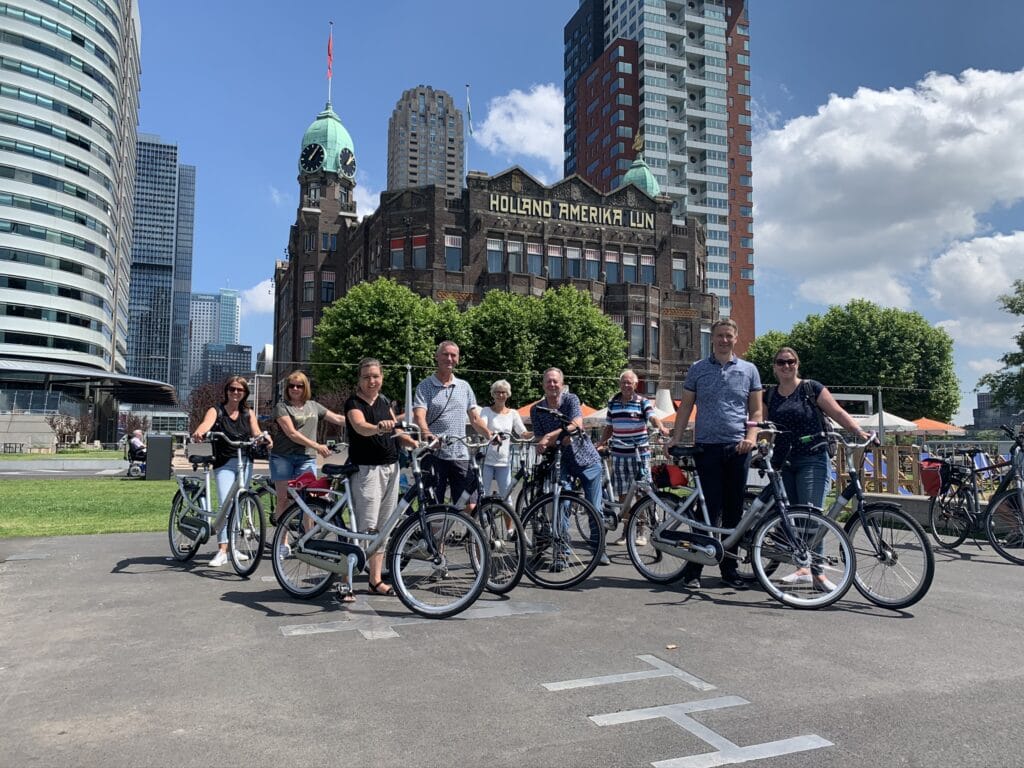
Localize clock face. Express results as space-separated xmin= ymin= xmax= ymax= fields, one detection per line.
xmin=299 ymin=143 xmax=325 ymax=173
xmin=339 ymin=147 xmax=357 ymax=179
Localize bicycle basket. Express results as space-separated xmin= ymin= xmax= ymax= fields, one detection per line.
xmin=920 ymin=458 xmax=952 ymax=498
xmin=652 ymin=462 xmax=688 ymax=489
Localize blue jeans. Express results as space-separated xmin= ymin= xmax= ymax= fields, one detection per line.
xmin=781 ymin=451 xmax=831 ymax=509
xmin=561 ymin=461 xmax=604 ymax=551
xmin=481 ymin=463 xmax=512 ymax=499
xmin=214 ymin=457 xmax=252 ymax=544
xmin=269 ymin=452 xmax=317 ymax=482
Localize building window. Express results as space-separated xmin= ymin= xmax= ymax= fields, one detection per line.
xmin=302 ymin=270 xmax=314 ymax=302
xmin=412 ymin=235 xmax=428 ymax=269
xmin=672 ymin=258 xmax=686 ymax=291
xmin=584 ymin=248 xmax=600 ymax=280
xmin=640 ymin=253 xmax=655 ymax=285
xmin=322 ymin=232 xmax=329 ymax=251
xmin=547 ymin=244 xmax=563 ymax=279
xmin=605 ymin=251 xmax=619 ymax=283
xmin=486 ymin=237 xmax=503 ymax=273
xmin=622 ymin=252 xmax=637 ymax=283
xmin=649 ymin=322 xmax=659 ymax=358
xmin=629 ymin=320 xmax=645 ymax=357
xmin=527 ymin=242 xmax=543 ymax=275
xmin=320 ymin=270 xmax=335 ymax=303
xmin=304 ymin=232 xmax=315 ymax=252
xmin=390 ymin=237 xmax=405 ymax=269
xmin=507 ymin=240 xmax=523 ymax=273
xmin=444 ymin=234 xmax=462 ymax=272
xmin=566 ymin=246 xmax=581 ymax=278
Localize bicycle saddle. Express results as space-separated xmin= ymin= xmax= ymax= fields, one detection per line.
xmin=322 ymin=462 xmax=359 ymax=478
xmin=189 ymin=455 xmax=217 ymax=468
xmin=668 ymin=445 xmax=703 ymax=459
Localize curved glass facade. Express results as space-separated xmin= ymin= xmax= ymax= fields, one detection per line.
xmin=0 ymin=0 xmax=140 ymax=371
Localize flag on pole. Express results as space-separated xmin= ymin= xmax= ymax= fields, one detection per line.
xmin=327 ymin=23 xmax=334 ymax=80
xmin=465 ymin=83 xmax=473 ymax=136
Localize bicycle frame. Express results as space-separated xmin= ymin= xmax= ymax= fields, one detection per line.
xmin=176 ymin=440 xmax=251 ymax=543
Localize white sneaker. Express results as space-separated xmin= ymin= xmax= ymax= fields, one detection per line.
xmin=233 ymin=550 xmax=249 ymax=562
xmin=817 ymin=576 xmax=837 ymax=592
xmin=635 ymin=534 xmax=648 ymax=547
xmin=781 ymin=571 xmax=812 ymax=584
xmin=612 ymin=534 xmax=627 ymax=546
xmin=278 ymin=543 xmax=291 ymax=560
xmin=209 ymin=551 xmax=228 ymax=567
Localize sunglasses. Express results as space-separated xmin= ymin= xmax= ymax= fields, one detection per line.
xmin=774 ymin=359 xmax=798 ymax=367
xmin=226 ymin=387 xmax=246 ymax=393
xmin=287 ymin=383 xmax=304 ymax=389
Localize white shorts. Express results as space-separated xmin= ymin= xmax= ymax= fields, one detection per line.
xmin=351 ymin=463 xmax=399 ymax=532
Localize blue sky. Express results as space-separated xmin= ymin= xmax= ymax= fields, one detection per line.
xmin=137 ymin=0 xmax=1024 ymax=423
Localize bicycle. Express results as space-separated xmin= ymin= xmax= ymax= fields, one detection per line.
xmin=742 ymin=429 xmax=934 ymax=609
xmin=270 ymin=431 xmax=491 ymax=619
xmin=624 ymin=422 xmax=857 ymax=609
xmin=927 ymin=424 xmax=1024 ymax=564
xmin=168 ymin=432 xmax=268 ymax=578
xmin=519 ymin=406 xmax=606 ymax=589
xmin=250 ymin=472 xmax=276 ymax=523
xmin=596 ymin=434 xmax=669 ymax=543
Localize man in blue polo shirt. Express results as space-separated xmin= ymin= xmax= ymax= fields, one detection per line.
xmin=669 ymin=318 xmax=762 ymax=590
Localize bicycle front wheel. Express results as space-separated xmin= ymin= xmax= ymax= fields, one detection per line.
xmin=388 ymin=506 xmax=489 ymax=618
xmin=228 ymin=492 xmax=265 ymax=577
xmin=271 ymin=499 xmax=338 ymax=599
xmin=475 ymin=497 xmax=525 ymax=594
xmin=986 ymin=490 xmax=1024 ymax=565
xmin=753 ymin=507 xmax=855 ymax=609
xmin=521 ymin=491 xmax=603 ymax=589
xmin=625 ymin=491 xmax=690 ymax=584
xmin=846 ymin=503 xmax=934 ymax=609
xmin=928 ymin=486 xmax=973 ymax=549
xmin=168 ymin=491 xmax=201 ymax=562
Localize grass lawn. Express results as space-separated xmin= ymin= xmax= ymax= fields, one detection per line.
xmin=0 ymin=478 xmax=179 ymax=538
xmin=0 ymin=450 xmax=125 ymax=461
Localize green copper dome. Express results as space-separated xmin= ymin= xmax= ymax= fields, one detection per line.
xmin=299 ymin=102 xmax=355 ymax=176
xmin=621 ymin=153 xmax=661 ymax=198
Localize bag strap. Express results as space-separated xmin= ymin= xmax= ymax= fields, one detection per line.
xmin=801 ymin=380 xmax=827 ymax=433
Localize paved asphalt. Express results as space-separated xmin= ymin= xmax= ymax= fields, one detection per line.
xmin=1 ymin=530 xmax=1021 ymax=768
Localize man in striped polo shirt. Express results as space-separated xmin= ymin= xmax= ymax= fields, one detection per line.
xmin=597 ymin=370 xmax=670 ymax=545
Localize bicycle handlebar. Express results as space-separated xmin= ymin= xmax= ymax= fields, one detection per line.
xmin=799 ymin=430 xmax=879 ymax=451
xmin=203 ymin=431 xmax=270 ymax=449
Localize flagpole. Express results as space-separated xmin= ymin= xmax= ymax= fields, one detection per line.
xmin=327 ymin=21 xmax=334 ymax=105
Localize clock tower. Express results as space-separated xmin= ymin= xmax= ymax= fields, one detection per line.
xmin=273 ymin=101 xmax=359 ymax=385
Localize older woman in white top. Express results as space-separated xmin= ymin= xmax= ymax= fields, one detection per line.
xmin=479 ymin=379 xmax=530 ymax=500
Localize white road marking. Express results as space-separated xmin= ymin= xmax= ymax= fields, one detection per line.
xmin=5 ymin=553 xmax=53 ymax=561
xmin=543 ymin=654 xmax=716 ymax=692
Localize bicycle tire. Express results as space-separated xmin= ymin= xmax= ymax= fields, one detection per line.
xmin=752 ymin=506 xmax=856 ymax=609
xmin=228 ymin=491 xmax=265 ymax=577
xmin=521 ymin=491 xmax=604 ymax=589
xmin=255 ymin=486 xmax=277 ymax=525
xmin=387 ymin=506 xmax=489 ymax=618
xmin=986 ymin=490 xmax=1024 ymax=565
xmin=168 ymin=490 xmax=201 ymax=562
xmin=735 ymin=490 xmax=775 ymax=581
xmin=624 ymin=491 xmax=691 ymax=584
xmin=846 ymin=503 xmax=934 ymax=609
xmin=475 ymin=496 xmax=525 ymax=594
xmin=271 ymin=499 xmax=338 ymax=599
xmin=928 ymin=486 xmax=973 ymax=549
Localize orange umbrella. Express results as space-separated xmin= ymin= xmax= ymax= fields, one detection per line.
xmin=661 ymin=405 xmax=696 ymax=426
xmin=913 ymin=417 xmax=965 ymax=436
xmin=519 ymin=399 xmax=597 ymax=424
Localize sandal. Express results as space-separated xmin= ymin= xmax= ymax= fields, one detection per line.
xmin=368 ymin=580 xmax=395 ymax=596
xmin=337 ymin=583 xmax=356 ymax=603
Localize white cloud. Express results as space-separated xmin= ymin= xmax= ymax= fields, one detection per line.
xmin=353 ymin=171 xmax=379 ymax=219
xmin=926 ymin=231 xmax=1024 ymax=319
xmin=474 ymin=83 xmax=563 ymax=178
xmin=967 ymin=357 xmax=1003 ymax=375
xmin=239 ymin=279 xmax=275 ymax=317
xmin=269 ymin=185 xmax=285 ymax=207
xmin=755 ymin=68 xmax=1024 ymax=304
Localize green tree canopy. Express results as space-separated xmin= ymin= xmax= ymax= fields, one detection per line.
xmin=310 ymin=278 xmax=464 ymax=404
xmin=748 ymin=300 xmax=959 ymax=421
xmin=978 ymin=279 xmax=1024 ymax=407
xmin=461 ymin=290 xmax=540 ymax=408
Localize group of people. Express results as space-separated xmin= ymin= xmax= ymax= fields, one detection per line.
xmin=190 ymin=321 xmax=868 ymax=591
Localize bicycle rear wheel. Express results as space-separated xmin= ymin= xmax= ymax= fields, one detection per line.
xmin=846 ymin=503 xmax=934 ymax=609
xmin=228 ymin=492 xmax=265 ymax=577
xmin=752 ymin=507 xmax=855 ymax=609
xmin=986 ymin=490 xmax=1024 ymax=565
xmin=521 ymin=491 xmax=603 ymax=589
xmin=168 ymin=491 xmax=201 ymax=562
xmin=388 ymin=506 xmax=489 ymax=618
xmin=271 ymin=499 xmax=338 ymax=599
xmin=928 ymin=486 xmax=973 ymax=549
xmin=475 ymin=497 xmax=525 ymax=594
xmin=625 ymin=491 xmax=690 ymax=584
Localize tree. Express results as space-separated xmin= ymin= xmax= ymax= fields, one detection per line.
xmin=123 ymin=413 xmax=151 ymax=436
xmin=978 ymin=279 xmax=1024 ymax=407
xmin=186 ymin=381 xmax=223 ymax=432
xmin=311 ymin=278 xmax=464 ymax=405
xmin=741 ymin=330 xmax=789 ymax=386
xmin=315 ymin=388 xmax=350 ymax=442
xmin=462 ymin=290 xmax=540 ymax=407
xmin=531 ymin=285 xmax=627 ymax=407
xmin=748 ymin=300 xmax=959 ymax=421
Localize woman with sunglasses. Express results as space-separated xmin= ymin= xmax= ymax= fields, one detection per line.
xmin=192 ymin=376 xmax=271 ymax=567
xmin=766 ymin=347 xmax=868 ymax=587
xmin=270 ymin=370 xmax=347 ymax=515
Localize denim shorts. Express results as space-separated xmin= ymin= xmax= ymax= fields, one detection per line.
xmin=269 ymin=452 xmax=317 ymax=482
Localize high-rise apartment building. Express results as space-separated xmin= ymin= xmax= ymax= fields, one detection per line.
xmin=386 ymin=86 xmax=464 ymax=198
xmin=188 ymin=288 xmax=239 ymax=391
xmin=127 ymin=135 xmax=195 ymax=391
xmin=0 ymin=0 xmax=142 ymax=371
xmin=564 ymin=0 xmax=754 ymax=341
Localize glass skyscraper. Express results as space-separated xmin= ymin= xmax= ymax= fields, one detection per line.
xmin=0 ymin=0 xmax=142 ymax=371
xmin=127 ymin=134 xmax=195 ymax=392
